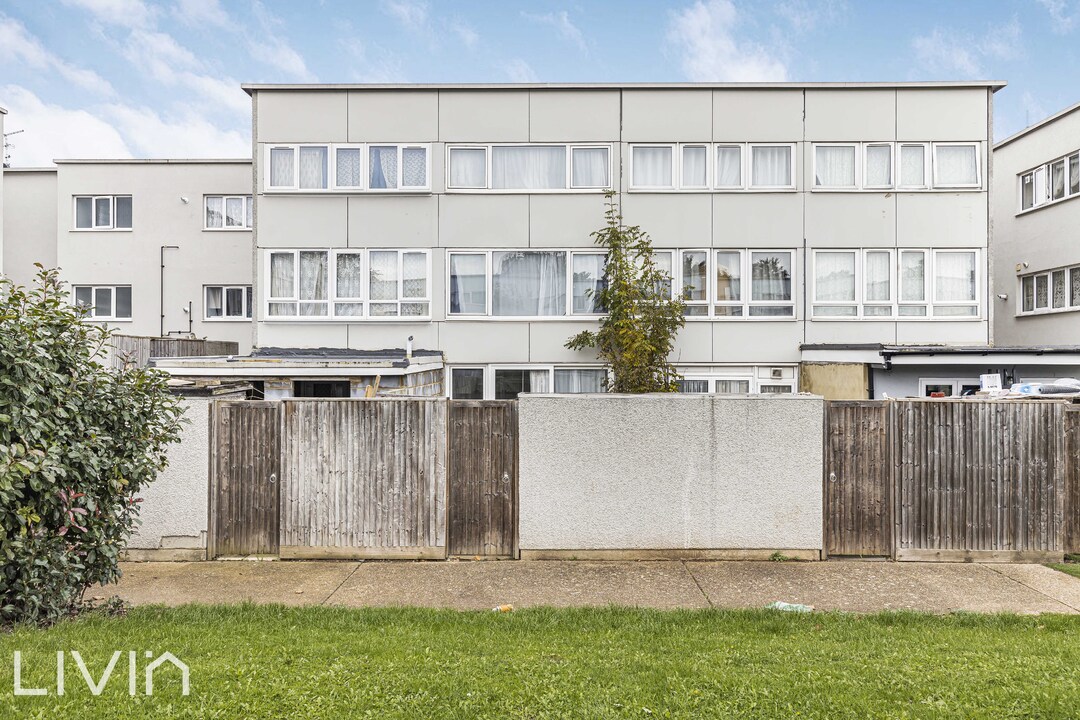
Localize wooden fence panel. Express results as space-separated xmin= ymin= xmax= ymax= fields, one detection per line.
xmin=824 ymin=401 xmax=891 ymax=557
xmin=1066 ymin=407 xmax=1080 ymax=555
xmin=894 ymin=400 xmax=1065 ymax=562
xmin=279 ymin=399 xmax=446 ymax=559
xmin=209 ymin=401 xmax=280 ymax=557
xmin=447 ymin=400 xmax=518 ymax=558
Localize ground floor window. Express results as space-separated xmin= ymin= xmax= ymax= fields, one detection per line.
xmin=449 ymin=365 xmax=607 ymax=399
xmin=918 ymin=378 xmax=981 ymax=398
xmin=293 ymin=380 xmax=351 ymax=398
xmin=676 ymin=366 xmax=797 ymax=394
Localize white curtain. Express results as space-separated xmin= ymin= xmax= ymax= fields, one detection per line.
xmin=572 ymin=253 xmax=605 ymax=313
xmin=571 ymin=147 xmax=609 ymax=187
xmin=299 ymin=251 xmax=328 ymax=316
xmin=94 ymin=197 xmax=111 ymax=227
xmin=935 ymin=145 xmax=977 ymax=186
xmin=554 ymin=369 xmax=606 ymax=393
xmin=369 ymin=250 xmax=398 ymax=300
xmin=632 ymin=146 xmax=672 ymax=187
xmin=270 ymin=147 xmax=294 ymax=186
xmin=402 ymin=147 xmax=427 ymax=187
xmin=815 ymin=252 xmax=855 ymax=301
xmin=682 ymin=146 xmax=707 ymax=187
xmin=815 ymin=146 xmax=855 ymax=187
xmin=449 ymin=254 xmax=486 ymax=314
xmin=335 ymin=253 xmax=363 ymax=298
xmin=492 ymin=146 xmax=565 ymax=189
xmin=402 ymin=252 xmax=427 ymax=298
xmin=1052 ymin=160 xmax=1066 ymax=200
xmin=1053 ymin=270 xmax=1067 ymax=308
xmin=449 ymin=148 xmax=486 ymax=188
xmin=369 ymin=146 xmax=398 ymax=189
xmin=716 ymin=379 xmax=750 ymax=394
xmin=678 ymin=380 xmax=709 ymax=393
xmin=865 ymin=145 xmax=892 ymax=186
xmin=716 ymin=146 xmax=741 ymax=187
xmin=206 ymin=287 xmax=223 ymax=317
xmin=270 ymin=253 xmax=294 ymax=297
xmin=205 ymin=196 xmax=223 ymax=228
xmin=715 ymin=251 xmax=741 ymax=301
xmin=299 ymin=146 xmax=328 ymax=189
xmin=528 ymin=370 xmax=550 ymax=393
xmin=225 ymin=197 xmax=244 ymax=227
xmin=752 ymin=146 xmax=791 ymax=187
xmin=900 ymin=145 xmax=925 ymax=187
xmin=336 ymin=148 xmax=362 ymax=187
xmin=900 ymin=251 xmax=925 ymax=301
xmin=934 ymin=251 xmax=976 ymax=301
xmin=864 ymin=251 xmax=891 ymax=301
xmin=492 ymin=251 xmax=566 ymax=316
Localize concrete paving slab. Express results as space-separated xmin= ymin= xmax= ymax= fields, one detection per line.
xmin=327 ymin=560 xmax=709 ymax=610
xmin=685 ymin=561 xmax=1077 ymax=614
xmin=113 ymin=561 xmax=359 ymax=607
xmin=985 ymin=564 xmax=1080 ymax=612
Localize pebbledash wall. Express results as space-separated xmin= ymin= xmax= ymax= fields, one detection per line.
xmin=517 ymin=394 xmax=824 ymax=559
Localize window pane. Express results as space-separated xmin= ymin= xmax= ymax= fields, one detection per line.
xmin=865 ymin=251 xmax=891 ymax=302
xmin=75 ymin=197 xmax=93 ymax=228
xmin=814 ymin=252 xmax=855 ymax=302
xmin=814 ymin=146 xmax=855 ymax=187
xmin=299 ymin=252 xmax=328 ymax=315
xmin=934 ymin=251 xmax=976 ymax=302
xmin=494 ymin=369 xmax=549 ymax=398
xmin=1071 ymin=154 xmax=1080 ymax=195
xmin=114 ymin=196 xmax=132 ymax=229
xmin=269 ymin=302 xmax=297 ymax=316
xmin=759 ymin=384 xmax=793 ymax=394
xmin=678 ymin=380 xmax=709 ymax=393
xmin=206 ymin=196 xmax=223 ymax=228
xmin=900 ymin=144 xmax=925 ymax=187
xmin=94 ymin=287 xmax=112 ymax=318
xmin=681 ymin=146 xmax=707 ymax=187
xmin=449 ymin=148 xmax=487 ymax=188
xmin=74 ymin=286 xmax=92 ymax=309
xmin=335 ymin=147 xmax=363 ymax=187
xmin=451 ymin=368 xmax=484 ymax=399
xmin=751 ymin=146 xmax=791 ymax=187
xmin=936 ymin=144 xmax=978 ymax=186
xmin=94 ymin=197 xmax=111 ymax=227
xmin=402 ymin=147 xmax=427 ymax=187
xmin=206 ymin=287 xmax=223 ymax=317
xmin=572 ymin=253 xmax=605 ymax=313
xmin=402 ymin=252 xmax=427 ymax=299
xmin=1052 ymin=159 xmax=1066 ymax=200
xmin=571 ymin=147 xmax=609 ymax=188
xmin=1053 ymin=270 xmax=1067 ymax=309
xmin=449 ymin=254 xmax=486 ymax=314
xmin=270 ymin=147 xmax=294 ymax=187
xmin=114 ymin=287 xmax=131 ymax=319
xmin=1022 ymin=275 xmax=1034 ymax=312
xmin=246 ymin=286 xmax=253 ymax=317
xmin=270 ymin=253 xmax=295 ymax=298
xmin=492 ymin=251 xmax=566 ymax=316
xmin=751 ymin=252 xmax=792 ymax=301
xmin=336 ymin=253 xmax=364 ymax=299
xmin=492 ymin=146 xmax=566 ymax=189
xmin=716 ymin=379 xmax=751 ymax=393
xmin=866 ymin=145 xmax=892 ymax=187
xmin=900 ymin=252 xmax=926 ymax=302
xmin=1035 ymin=274 xmax=1048 ymax=308
xmin=554 ymin=368 xmax=606 ymax=393
xmin=1022 ymin=174 xmax=1034 ymax=210
xmin=1034 ymin=167 xmax=1047 ymax=205
xmin=715 ymin=251 xmax=741 ymax=302
xmin=225 ymin=197 xmax=244 ymax=227
xmin=369 ymin=146 xmax=398 ymax=189
xmin=299 ymin=146 xmax=328 ymax=189
xmin=225 ymin=287 xmax=244 ymax=317
xmin=632 ymin=146 xmax=672 ymax=187
xmin=1072 ymin=269 xmax=1080 ymax=307
xmin=716 ymin=146 xmax=741 ymax=187
xmin=681 ymin=251 xmax=707 ymax=302
xmin=245 ymin=197 xmax=253 ymax=228
xmin=369 ymin=250 xmax=399 ymax=301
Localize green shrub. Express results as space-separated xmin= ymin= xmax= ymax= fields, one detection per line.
xmin=0 ymin=269 xmax=183 ymax=625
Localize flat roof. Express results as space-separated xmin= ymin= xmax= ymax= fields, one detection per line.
xmin=242 ymin=80 xmax=1007 ymax=95
xmin=52 ymin=158 xmax=251 ymax=165
xmin=995 ymin=99 xmax=1080 ymax=150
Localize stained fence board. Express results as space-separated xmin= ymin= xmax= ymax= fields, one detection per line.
xmin=279 ymin=399 xmax=447 ymax=559
xmin=1066 ymin=407 xmax=1080 ymax=555
xmin=209 ymin=401 xmax=280 ymax=557
xmin=824 ymin=401 xmax=891 ymax=557
xmin=448 ymin=400 xmax=518 ymax=558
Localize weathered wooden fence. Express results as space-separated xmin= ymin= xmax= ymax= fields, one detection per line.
xmin=825 ymin=398 xmax=1078 ymax=561
xmin=105 ymin=334 xmax=238 ymax=370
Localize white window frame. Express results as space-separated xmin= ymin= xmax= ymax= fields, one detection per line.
xmin=811 ymin=143 xmax=859 ymax=190
xmin=676 ymin=248 xmax=796 ymax=320
xmin=897 ymin=142 xmax=931 ymax=190
xmin=747 ymin=143 xmax=797 ymax=191
xmin=863 ymin=143 xmax=895 ymax=190
xmin=918 ymin=378 xmax=982 ymax=398
xmin=72 ymin=284 xmax=132 ymax=321
xmin=674 ymin=366 xmax=797 ymax=394
xmin=263 ymin=249 xmax=432 ymax=321
xmin=810 ymin=249 xmax=860 ymax=317
xmin=930 ymin=249 xmax=980 ymax=318
xmin=331 ymin=144 xmax=366 ymax=191
xmin=369 ymin=143 xmax=432 ymax=192
xmin=628 ymin=143 xmax=677 ymax=191
xmin=73 ymin=195 xmax=132 ymax=231
xmin=931 ymin=142 xmax=981 ymax=189
xmin=448 ymin=364 xmax=608 ymax=399
xmin=1017 ymin=150 xmax=1080 ymax=215
xmin=446 ymin=143 xmax=612 ymax=193
xmin=713 ymin=143 xmax=745 ymax=190
xmin=1017 ymin=264 xmax=1080 ymax=317
xmin=204 ymin=285 xmax=253 ymax=321
xmin=265 ymin=143 xmax=431 ymax=193
xmin=679 ymin=143 xmax=711 ymax=190
xmin=204 ymin=196 xmax=253 ymax=230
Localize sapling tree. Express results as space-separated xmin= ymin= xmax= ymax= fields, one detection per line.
xmin=566 ymin=192 xmax=686 ymax=392
xmin=0 ymin=268 xmax=184 ymax=625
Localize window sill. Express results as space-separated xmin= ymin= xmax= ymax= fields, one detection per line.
xmin=203 ymin=228 xmax=253 ymax=232
xmin=1016 ymin=191 xmax=1080 ymax=216
xmin=262 ymin=317 xmax=433 ymax=323
xmin=71 ymin=228 xmax=134 ymax=233
xmin=1017 ymin=306 xmax=1080 ymax=317
xmin=262 ymin=188 xmax=432 ymax=195
xmin=445 ymin=315 xmax=604 ymax=322
xmin=204 ymin=317 xmax=254 ymax=322
xmin=444 ymin=188 xmax=610 ymax=195
xmin=809 ymin=315 xmax=983 ymax=322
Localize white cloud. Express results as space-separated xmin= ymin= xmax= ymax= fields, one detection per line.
xmin=775 ymin=0 xmax=846 ymax=33
xmin=339 ymin=37 xmax=408 ymax=83
xmin=59 ymin=0 xmax=154 ymax=29
xmin=504 ymin=59 xmax=538 ymax=83
xmin=249 ymin=1 xmax=315 ymax=80
xmin=381 ymin=0 xmax=430 ymax=32
xmin=451 ymin=19 xmax=479 ymax=49
xmin=1038 ymin=0 xmax=1079 ymax=33
xmin=172 ymin=0 xmax=230 ymax=28
xmin=101 ymin=103 xmax=249 ymax=157
xmin=667 ymin=0 xmax=788 ymax=82
xmin=522 ymin=10 xmax=586 ymax=53
xmin=0 ymin=14 xmax=115 ymax=96
xmin=0 ymin=85 xmax=130 ymax=166
xmin=911 ymin=19 xmax=1022 ymax=78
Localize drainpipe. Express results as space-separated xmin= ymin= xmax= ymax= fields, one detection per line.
xmin=160 ymin=245 xmax=179 ymax=336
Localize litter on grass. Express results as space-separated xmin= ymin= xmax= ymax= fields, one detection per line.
xmin=766 ymin=601 xmax=814 ymax=612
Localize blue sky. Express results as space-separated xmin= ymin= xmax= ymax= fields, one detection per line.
xmin=1 ymin=0 xmax=1078 ymax=166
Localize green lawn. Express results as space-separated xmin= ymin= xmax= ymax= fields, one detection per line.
xmin=3 ymin=605 xmax=1080 ymax=719
xmin=1050 ymin=561 xmax=1080 ymax=580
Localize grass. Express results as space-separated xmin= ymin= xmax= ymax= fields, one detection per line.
xmin=2 ymin=604 xmax=1080 ymax=719
xmin=1049 ymin=558 xmax=1080 ymax=580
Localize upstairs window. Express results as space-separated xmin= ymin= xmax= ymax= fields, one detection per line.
xmin=1019 ymin=264 xmax=1080 ymax=316
xmin=74 ymin=195 xmax=132 ymax=230
xmin=205 ymin=196 xmax=252 ymax=229
xmin=447 ymin=250 xmax=607 ymax=317
xmin=676 ymin=249 xmax=794 ymax=318
xmin=1019 ymin=150 xmax=1080 ymax=212
xmin=447 ymin=144 xmax=611 ymax=191
xmin=813 ymin=144 xmax=856 ymax=188
xmin=749 ymin=145 xmax=794 ymax=189
xmin=266 ymin=143 xmax=430 ymax=192
xmin=932 ymin=143 xmax=979 ymax=188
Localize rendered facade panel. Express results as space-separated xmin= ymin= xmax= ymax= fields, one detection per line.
xmin=347 ymin=91 xmax=439 ymax=142
xmin=804 ymin=89 xmax=896 ymax=141
xmin=438 ymin=195 xmax=528 ymax=247
xmin=258 ymin=196 xmax=348 ymax=248
xmin=257 ymin=91 xmax=348 ymax=143
xmin=348 ymin=195 xmax=438 ymax=248
xmin=712 ymin=90 xmax=803 ymax=141
xmin=529 ymin=90 xmax=620 ymax=142
xmin=622 ymin=90 xmax=712 ymax=142
xmin=3 ymin=170 xmax=58 ymax=288
xmin=896 ymin=88 xmax=988 ymax=141
xmin=804 ymin=193 xmax=896 ymax=248
xmin=438 ymin=91 xmax=529 ymax=142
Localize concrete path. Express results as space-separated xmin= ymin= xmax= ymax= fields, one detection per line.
xmin=109 ymin=560 xmax=1080 ymax=614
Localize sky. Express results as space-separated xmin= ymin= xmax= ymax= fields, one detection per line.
xmin=1 ymin=0 xmax=1078 ymax=167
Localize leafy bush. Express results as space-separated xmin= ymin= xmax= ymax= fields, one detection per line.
xmin=0 ymin=269 xmax=184 ymax=625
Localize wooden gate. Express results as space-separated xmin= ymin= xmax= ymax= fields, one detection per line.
xmin=209 ymin=401 xmax=280 ymax=557
xmin=447 ymin=400 xmax=518 ymax=558
xmin=824 ymin=401 xmax=891 ymax=558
